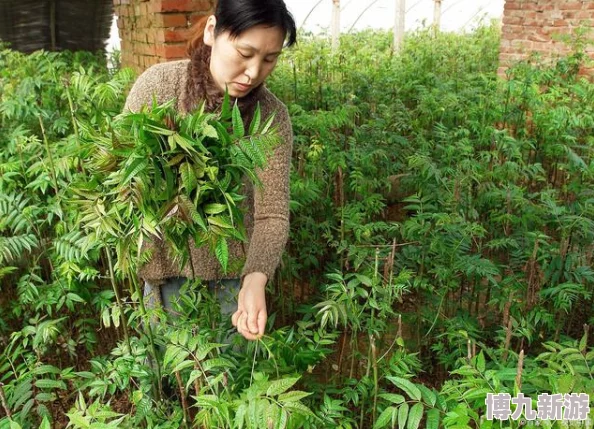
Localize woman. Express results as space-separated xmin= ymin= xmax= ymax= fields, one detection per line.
xmin=123 ymin=0 xmax=296 ymax=341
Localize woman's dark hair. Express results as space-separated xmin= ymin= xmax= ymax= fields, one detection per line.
xmin=187 ymin=0 xmax=296 ymax=56
xmin=214 ymin=0 xmax=296 ymax=47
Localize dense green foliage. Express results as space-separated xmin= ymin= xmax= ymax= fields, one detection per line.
xmin=1 ymin=25 xmax=594 ymax=428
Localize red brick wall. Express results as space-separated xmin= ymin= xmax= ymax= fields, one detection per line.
xmin=113 ymin=0 xmax=215 ymax=74
xmin=498 ymin=0 xmax=594 ymax=76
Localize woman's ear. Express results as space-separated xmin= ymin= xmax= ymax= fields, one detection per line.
xmin=203 ymin=15 xmax=217 ymax=47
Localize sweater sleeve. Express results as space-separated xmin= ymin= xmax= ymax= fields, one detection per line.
xmin=240 ymin=101 xmax=293 ymax=282
xmin=124 ymin=63 xmax=170 ymax=113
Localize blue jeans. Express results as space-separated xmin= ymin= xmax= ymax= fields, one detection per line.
xmin=144 ymin=277 xmax=241 ymax=318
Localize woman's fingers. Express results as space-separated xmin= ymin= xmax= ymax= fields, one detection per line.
xmin=239 ymin=312 xmax=249 ymax=335
xmin=233 ymin=310 xmax=265 ymax=340
xmin=231 ymin=309 xmax=242 ymax=327
xmin=257 ymin=310 xmax=267 ymax=337
xmin=248 ymin=311 xmax=259 ymax=335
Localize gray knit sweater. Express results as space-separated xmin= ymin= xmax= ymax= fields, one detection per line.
xmin=123 ymin=57 xmax=292 ymax=285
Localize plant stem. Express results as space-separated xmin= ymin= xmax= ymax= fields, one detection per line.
xmin=105 ymin=248 xmax=131 ymax=353
xmin=64 ymin=80 xmax=87 ymax=175
xmin=0 ymin=383 xmax=11 ymax=419
xmin=371 ymin=334 xmax=378 ymax=426
xmin=175 ymin=370 xmax=190 ymax=428
xmin=38 ymin=115 xmax=59 ymax=195
xmin=128 ymin=268 xmax=163 ymax=401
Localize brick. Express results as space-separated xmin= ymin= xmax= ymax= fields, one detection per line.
xmin=505 ymin=2 xmax=522 ymax=11
xmin=146 ymin=30 xmax=157 ymax=43
xmin=502 ymin=24 xmax=522 ymax=33
xmin=135 ymin=43 xmax=155 ymax=56
xmin=164 ymin=28 xmax=191 ymax=42
xmin=503 ymin=15 xmax=523 ymax=25
xmin=155 ymin=13 xmax=188 ymax=28
xmin=508 ymin=9 xmax=525 ymax=18
xmin=153 ymin=0 xmax=212 ymax=13
xmin=572 ymin=11 xmax=593 ymax=19
xmin=155 ymin=42 xmax=188 ymax=59
xmin=512 ymin=40 xmax=534 ymax=50
xmin=560 ymin=2 xmax=583 ymax=11
xmin=528 ymin=32 xmax=550 ymax=42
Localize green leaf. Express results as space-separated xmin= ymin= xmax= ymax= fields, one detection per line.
xmin=32 ymin=365 xmax=61 ymax=376
xmin=374 ymin=406 xmax=397 ymax=429
xmin=221 ymin=90 xmax=232 ymax=120
xmin=407 ymin=403 xmax=423 ymax=429
xmin=378 ymin=393 xmax=405 ymax=405
xmin=67 ymin=412 xmax=90 ymax=429
xmin=39 ymin=416 xmax=51 ymax=429
xmin=388 ymin=376 xmax=422 ymax=401
xmin=204 ymin=203 xmax=227 ymax=215
xmin=180 ymin=162 xmax=197 ymax=193
xmin=203 ymin=124 xmax=218 ymax=139
xmin=249 ymin=104 xmax=261 ymax=135
xmin=417 ymin=385 xmax=436 ymax=407
xmin=122 ymin=158 xmax=147 ymax=183
xmin=111 ymin=305 xmax=121 ymax=328
xmin=232 ymin=102 xmax=245 ymax=138
xmin=35 ymin=379 xmax=66 ymax=390
xmin=557 ymin=374 xmax=575 ymax=393
xmin=277 ymin=409 xmax=288 ymax=429
xmin=426 ymin=408 xmax=440 ymax=429
xmin=102 ymin=307 xmax=111 ymax=328
xmin=208 ymin=216 xmax=233 ymax=229
xmin=195 ymin=343 xmax=225 ymax=360
xmin=278 ymin=391 xmax=312 ymax=403
xmin=35 ymin=393 xmax=56 ymax=402
xmin=579 ymin=331 xmax=588 ymax=353
xmin=66 ymin=293 xmax=85 ymax=303
xmin=266 ymin=377 xmax=300 ymax=397
xmin=398 ymin=403 xmax=409 ymax=429
xmin=215 ymin=237 xmax=229 ymax=273
xmin=476 ymin=351 xmax=486 ymax=373
xmin=282 ymin=401 xmax=316 ymax=418
xmin=235 ymin=403 xmax=247 ymax=429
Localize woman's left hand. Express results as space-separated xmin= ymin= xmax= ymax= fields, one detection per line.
xmin=232 ymin=272 xmax=267 ymax=340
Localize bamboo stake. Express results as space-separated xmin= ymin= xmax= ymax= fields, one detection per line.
xmin=393 ymin=0 xmax=406 ymax=53
xmin=433 ymin=0 xmax=442 ymax=34
xmin=331 ymin=0 xmax=341 ymax=51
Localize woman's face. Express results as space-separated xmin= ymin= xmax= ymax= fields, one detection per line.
xmin=204 ymin=16 xmax=285 ymax=98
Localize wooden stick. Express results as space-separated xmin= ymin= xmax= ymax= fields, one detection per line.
xmin=0 ymin=383 xmax=12 ymax=419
